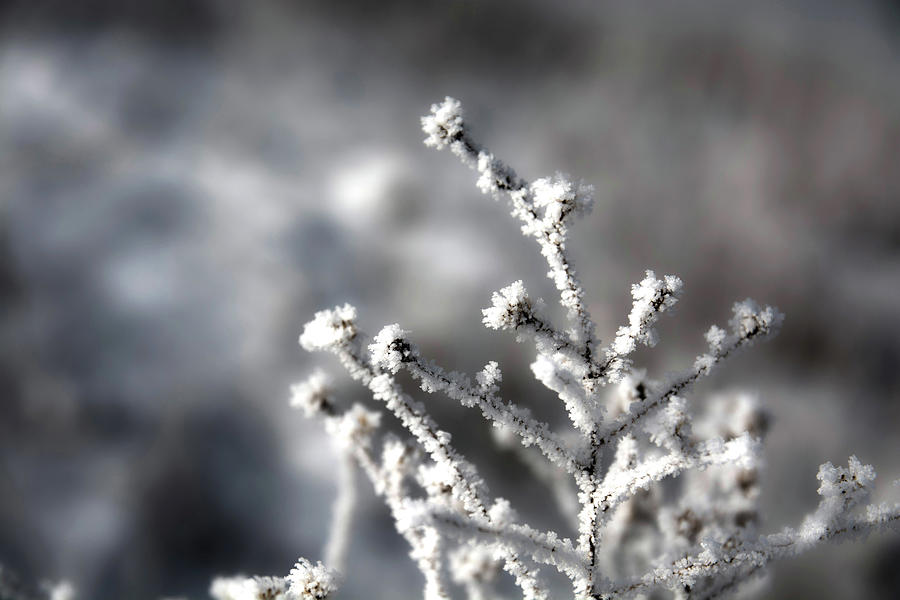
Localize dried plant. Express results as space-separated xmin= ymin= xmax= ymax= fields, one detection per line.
xmin=210 ymin=98 xmax=899 ymax=600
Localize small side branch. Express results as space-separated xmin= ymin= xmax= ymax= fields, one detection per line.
xmin=593 ymin=456 xmax=899 ymax=600
xmin=598 ymin=270 xmax=683 ymax=383
xmin=300 ymin=307 xmax=553 ymax=599
xmin=401 ymin=499 xmax=586 ymax=583
xmin=596 ymin=505 xmax=900 ymax=600
xmin=369 ymin=323 xmax=584 ymax=474
xmin=301 ymin=305 xmax=489 ymax=516
xmin=481 ymin=282 xmax=603 ymax=434
xmin=422 ymin=97 xmax=597 ymax=353
xmin=594 ymin=300 xmax=782 ymax=450
xmin=593 ymin=435 xmax=761 ymax=529
xmin=482 ymin=281 xmax=585 ymax=363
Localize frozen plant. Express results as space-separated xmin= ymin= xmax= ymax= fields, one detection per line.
xmin=223 ymin=98 xmax=900 ymax=600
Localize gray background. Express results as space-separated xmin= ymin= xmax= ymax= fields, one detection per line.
xmin=1 ymin=1 xmax=899 ymax=598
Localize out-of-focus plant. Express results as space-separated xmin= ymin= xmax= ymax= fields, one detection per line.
xmin=0 ymin=565 xmax=75 ymax=600
xmin=208 ymin=98 xmax=899 ymax=600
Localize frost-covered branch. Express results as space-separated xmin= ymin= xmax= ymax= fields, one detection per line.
xmin=423 ymin=97 xmax=597 ymax=356
xmin=599 ymin=499 xmax=900 ymax=600
xmin=398 ymin=499 xmax=586 ymax=582
xmin=205 ymin=97 xmax=897 ymax=600
xmin=600 ymin=271 xmax=683 ymax=383
xmin=209 ymin=560 xmax=339 ymax=600
xmin=482 ymin=281 xmax=603 ymax=434
xmin=292 ymin=372 xmax=450 ymax=600
xmin=595 ymin=457 xmax=900 ymax=599
xmin=300 ymin=312 xmax=553 ymax=599
xmin=300 ymin=306 xmax=488 ymax=516
xmin=593 ymin=434 xmax=761 ymax=529
xmin=369 ymin=322 xmax=583 ymax=473
xmin=594 ymin=299 xmax=783 ymax=451
xmin=482 ymin=281 xmax=583 ymax=362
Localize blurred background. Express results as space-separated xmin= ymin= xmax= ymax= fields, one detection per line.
xmin=1 ymin=1 xmax=899 ymax=598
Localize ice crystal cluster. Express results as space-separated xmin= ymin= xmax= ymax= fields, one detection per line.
xmin=217 ymin=99 xmax=898 ymax=600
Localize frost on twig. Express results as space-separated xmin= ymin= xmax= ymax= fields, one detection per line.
xmin=423 ymin=97 xmax=597 ymax=357
xmin=602 ymin=270 xmax=682 ymax=383
xmin=214 ymin=97 xmax=897 ymax=600
xmin=209 ymin=561 xmax=339 ymax=600
xmin=288 ymin=559 xmax=340 ymax=600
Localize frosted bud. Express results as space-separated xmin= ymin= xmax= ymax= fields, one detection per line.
xmin=475 ymin=361 xmax=502 ymax=393
xmin=382 ymin=436 xmax=417 ymax=475
xmin=817 ymin=456 xmax=875 ymax=506
xmin=476 ymin=152 xmax=505 ymax=196
xmin=482 ymin=281 xmax=538 ymax=331
xmin=704 ymin=325 xmax=727 ymax=353
xmin=663 ymin=275 xmax=683 ymax=294
xmin=693 ymin=353 xmax=716 ymax=376
xmin=531 ymin=174 xmax=594 ymax=224
xmin=369 ymin=373 xmax=396 ymax=402
xmin=611 ymin=271 xmax=682 ymax=355
xmin=646 ymin=396 xmax=691 ymax=452
xmin=450 ymin=545 xmax=501 ymax=584
xmin=290 ymin=370 xmax=333 ymax=417
xmin=288 ymin=558 xmax=339 ymax=600
xmin=698 ymin=537 xmax=724 ymax=564
xmin=326 ymin=404 xmax=381 ymax=448
xmin=718 ymin=433 xmax=761 ymax=470
xmin=300 ymin=304 xmax=358 ymax=351
xmin=369 ymin=324 xmax=413 ymax=374
xmin=393 ymin=498 xmax=434 ymax=535
xmin=611 ymin=435 xmax=639 ymax=473
xmin=730 ymin=299 xmax=783 ymax=340
xmin=488 ymin=497 xmax=517 ymax=527
xmin=421 ymin=97 xmax=464 ymax=149
xmin=418 ymin=462 xmax=458 ymax=503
